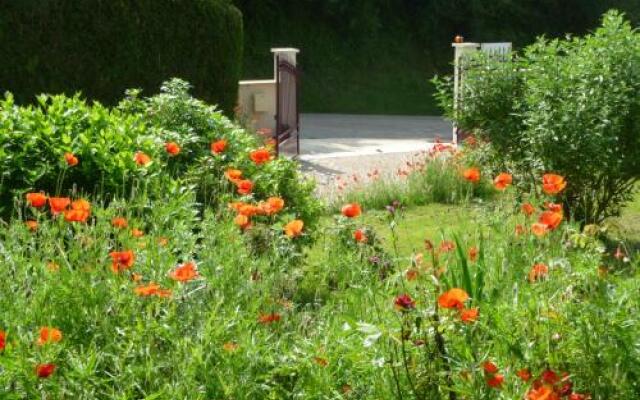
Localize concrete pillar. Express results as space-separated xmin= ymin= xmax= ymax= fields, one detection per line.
xmin=271 ymin=48 xmax=300 ymax=78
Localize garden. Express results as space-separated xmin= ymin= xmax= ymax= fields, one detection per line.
xmin=1 ymin=8 xmax=640 ymax=400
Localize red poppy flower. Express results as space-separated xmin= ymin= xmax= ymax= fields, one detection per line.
xmin=36 ymin=363 xmax=56 ymax=378
xmin=341 ymin=203 xmax=362 ymax=218
xmin=37 ymin=327 xmax=62 ymax=346
xmin=26 ymin=192 xmax=47 ymax=208
xmin=539 ymin=211 xmax=563 ymax=230
xmin=493 ymin=173 xmax=512 ymax=190
xmin=258 ymin=313 xmax=281 ymax=324
xmin=235 ymin=179 xmax=253 ymax=195
xmin=462 ymin=167 xmax=481 ymax=183
xmin=483 ymin=361 xmax=499 ymax=374
xmin=460 ymin=307 xmax=479 ymax=323
xmin=529 ymin=263 xmax=549 ymax=282
xmin=25 ymin=220 xmax=38 ymax=232
xmin=48 ymin=197 xmax=71 ymax=214
xmin=132 ymin=228 xmax=144 ymax=237
xmin=527 ymin=384 xmax=559 ymax=400
xmin=467 ymin=246 xmax=479 ymax=261
xmin=249 ymin=148 xmax=271 ymax=164
xmin=112 ymin=217 xmax=128 ymax=229
xmin=545 ymin=202 xmax=563 ymax=213
xmin=438 ymin=288 xmax=469 ymax=309
xmin=517 ymin=368 xmax=532 ymax=382
xmin=486 ymin=374 xmax=504 ymax=388
xmin=64 ymin=152 xmax=78 ymax=166
xmin=211 ymin=139 xmax=227 ymax=154
xmin=165 ymin=142 xmax=181 ymax=156
xmin=284 ymin=219 xmax=304 ymax=238
xmin=521 ymin=203 xmax=536 ymax=216
xmin=64 ymin=208 xmax=90 ymax=223
xmin=394 ymin=294 xmax=416 ymax=311
xmin=134 ymin=151 xmax=151 ymax=166
xmin=541 ymin=369 xmax=559 ymax=385
xmin=0 ymin=330 xmax=6 ymax=351
xmin=169 ymin=261 xmax=199 ymax=282
xmin=542 ymin=174 xmax=567 ymax=195
xmin=353 ymin=229 xmax=367 ymax=243
xmin=109 ymin=250 xmax=135 ymax=273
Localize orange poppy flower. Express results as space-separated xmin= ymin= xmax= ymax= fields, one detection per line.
xmin=529 ymin=263 xmax=549 ymax=282
xmin=26 ymin=192 xmax=47 ymax=208
xmin=37 ymin=327 xmax=62 ymax=346
xmin=545 ymin=202 xmax=563 ymax=213
xmin=234 ymin=214 xmax=251 ymax=230
xmin=284 ymin=219 xmax=304 ymax=238
xmin=223 ymin=341 xmax=239 ymax=352
xmin=0 ymin=330 xmax=6 ymax=351
xmin=341 ymin=203 xmax=362 ymax=218
xmin=314 ymin=357 xmax=329 ymax=367
xmin=64 ymin=208 xmax=90 ymax=223
xmin=35 ymin=363 xmax=56 ymax=378
xmin=169 ymin=261 xmax=199 ymax=282
xmin=211 ymin=139 xmax=227 ymax=154
xmin=236 ymin=179 xmax=253 ymax=195
xmin=134 ymin=282 xmax=172 ymax=298
xmin=158 ymin=237 xmax=169 ymax=247
xmin=438 ymin=288 xmax=469 ymax=309
xmin=134 ymin=151 xmax=151 ymax=166
xmin=468 ymin=246 xmax=478 ymax=261
xmin=515 ymin=224 xmax=527 ymax=236
xmin=460 ymin=307 xmax=479 ymax=323
xmin=249 ymin=148 xmax=271 ymax=164
xmin=462 ymin=167 xmax=481 ymax=183
xmin=64 ymin=152 xmax=79 ymax=166
xmin=542 ymin=174 xmax=567 ymax=195
xmin=131 ymin=273 xmax=143 ymax=282
xmin=132 ymin=228 xmax=144 ymax=237
xmin=539 ymin=211 xmax=563 ymax=230
xmin=486 ymin=373 xmax=504 ymax=388
xmin=353 ymin=229 xmax=367 ymax=243
xmin=25 ymin=220 xmax=38 ymax=231
xmin=527 ymin=385 xmax=560 ymax=400
xmin=261 ymin=197 xmax=285 ymax=215
xmin=258 ymin=313 xmax=281 ymax=324
xmin=112 ymin=217 xmax=128 ymax=229
xmin=48 ymin=197 xmax=71 ymax=214
xmin=394 ymin=294 xmax=416 ymax=311
xmin=109 ymin=250 xmax=135 ymax=273
xmin=237 ymin=203 xmax=261 ymax=217
xmin=406 ymin=269 xmax=419 ymax=281
xmin=521 ymin=202 xmax=536 ymax=216
xmin=517 ymin=368 xmax=532 ymax=382
xmin=165 ymin=142 xmax=181 ymax=156
xmin=439 ymin=240 xmax=456 ymax=253
xmin=71 ymin=198 xmax=90 ymax=212
xmin=531 ymin=223 xmax=548 ymax=237
xmin=224 ymin=168 xmax=243 ymax=182
xmin=493 ymin=173 xmax=512 ymax=190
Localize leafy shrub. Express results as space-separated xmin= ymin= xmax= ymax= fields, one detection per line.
xmin=0 ymin=79 xmax=322 ymax=231
xmin=435 ymin=10 xmax=640 ymax=223
xmin=0 ymin=0 xmax=243 ymax=113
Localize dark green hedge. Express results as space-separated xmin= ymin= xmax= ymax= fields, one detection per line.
xmin=0 ymin=0 xmax=243 ymax=114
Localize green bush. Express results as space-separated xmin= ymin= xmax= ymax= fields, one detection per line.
xmin=436 ymin=10 xmax=640 ymax=223
xmin=0 ymin=0 xmax=243 ymax=114
xmin=0 ymin=79 xmax=322 ymax=231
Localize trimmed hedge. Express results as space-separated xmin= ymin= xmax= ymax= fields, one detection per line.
xmin=0 ymin=0 xmax=243 ymax=114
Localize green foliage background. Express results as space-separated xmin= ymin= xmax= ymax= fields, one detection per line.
xmin=235 ymin=0 xmax=640 ymax=115
xmin=0 ymin=0 xmax=243 ymax=114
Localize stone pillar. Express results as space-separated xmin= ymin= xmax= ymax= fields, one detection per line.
xmin=271 ymin=48 xmax=300 ymax=77
xmin=452 ymin=42 xmax=479 ymax=144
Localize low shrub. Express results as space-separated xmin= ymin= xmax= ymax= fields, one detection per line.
xmin=435 ymin=10 xmax=640 ymax=223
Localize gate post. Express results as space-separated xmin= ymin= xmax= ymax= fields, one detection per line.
xmin=271 ymin=48 xmax=299 ymax=75
xmin=452 ymin=42 xmax=479 ymax=144
xmin=271 ymin=48 xmax=300 ymax=157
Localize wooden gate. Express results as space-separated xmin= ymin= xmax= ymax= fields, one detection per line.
xmin=275 ymin=57 xmax=299 ymax=157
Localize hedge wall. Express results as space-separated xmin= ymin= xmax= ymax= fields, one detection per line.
xmin=0 ymin=0 xmax=243 ymax=114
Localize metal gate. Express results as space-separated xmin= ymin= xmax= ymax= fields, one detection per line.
xmin=275 ymin=57 xmax=299 ymax=157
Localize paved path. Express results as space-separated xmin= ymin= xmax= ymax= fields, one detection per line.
xmin=296 ymin=114 xmax=453 ymax=195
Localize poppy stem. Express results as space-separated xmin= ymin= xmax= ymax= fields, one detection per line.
xmin=433 ymin=310 xmax=457 ymax=400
